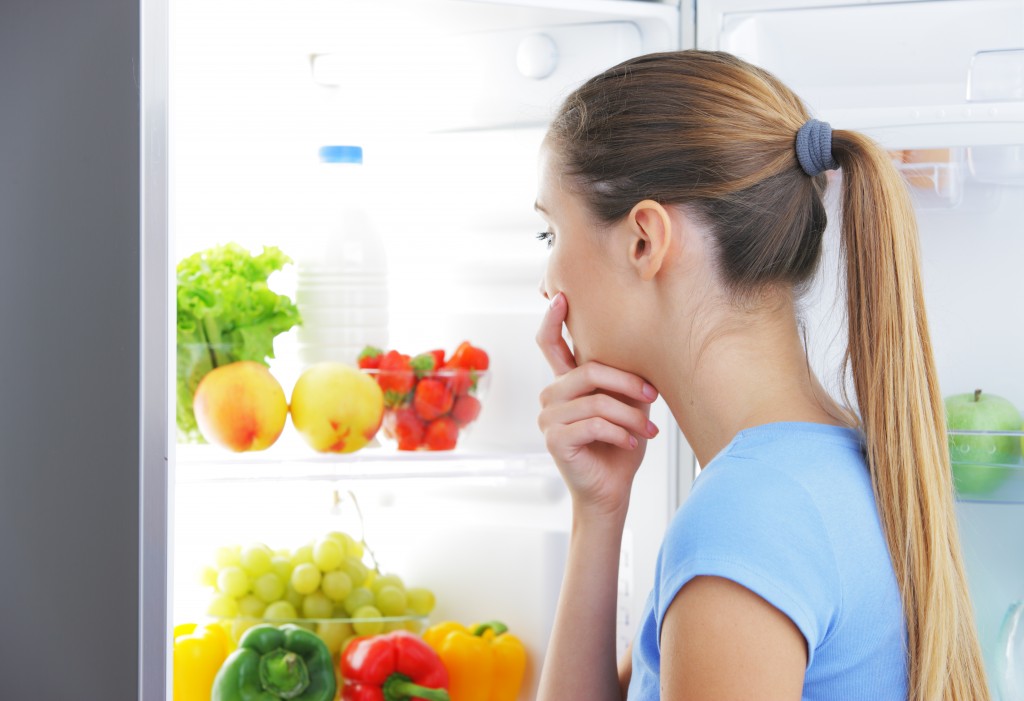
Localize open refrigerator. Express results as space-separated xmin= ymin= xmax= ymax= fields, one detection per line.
xmin=151 ymin=1 xmax=1024 ymax=699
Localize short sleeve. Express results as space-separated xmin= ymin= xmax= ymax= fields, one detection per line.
xmin=652 ymin=456 xmax=842 ymax=668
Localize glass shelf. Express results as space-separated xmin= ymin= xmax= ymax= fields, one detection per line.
xmin=174 ymin=443 xmax=556 ymax=483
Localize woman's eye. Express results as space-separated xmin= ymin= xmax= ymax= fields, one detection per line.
xmin=536 ymin=231 xmax=554 ymax=249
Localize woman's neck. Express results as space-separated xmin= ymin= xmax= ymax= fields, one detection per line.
xmin=643 ymin=299 xmax=856 ymax=467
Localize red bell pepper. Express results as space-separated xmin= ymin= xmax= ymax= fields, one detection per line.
xmin=340 ymin=630 xmax=450 ymax=701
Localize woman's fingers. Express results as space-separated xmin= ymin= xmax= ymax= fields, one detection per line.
xmin=546 ymin=417 xmax=639 ymax=455
xmin=540 ymin=361 xmax=659 ymax=408
xmin=540 ymin=393 xmax=658 ymax=442
xmin=536 ymin=292 xmax=577 ymax=376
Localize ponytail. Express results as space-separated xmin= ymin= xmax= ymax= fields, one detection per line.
xmin=832 ymin=131 xmax=990 ymax=701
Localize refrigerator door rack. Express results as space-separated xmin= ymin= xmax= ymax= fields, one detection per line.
xmin=949 ymin=429 xmax=1024 ymax=505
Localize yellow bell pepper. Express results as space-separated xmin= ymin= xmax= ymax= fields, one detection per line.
xmin=423 ymin=620 xmax=527 ymax=701
xmin=173 ymin=622 xmax=231 ymax=701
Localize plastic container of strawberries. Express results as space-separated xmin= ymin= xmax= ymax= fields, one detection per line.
xmin=360 ymin=343 xmax=490 ymax=451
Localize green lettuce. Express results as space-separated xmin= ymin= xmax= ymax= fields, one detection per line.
xmin=176 ymin=243 xmax=301 ymax=442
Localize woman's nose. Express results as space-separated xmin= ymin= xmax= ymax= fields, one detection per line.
xmin=538 ymin=279 xmax=549 ymax=300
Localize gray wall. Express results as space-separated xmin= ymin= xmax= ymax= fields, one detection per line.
xmin=0 ymin=0 xmax=140 ymax=698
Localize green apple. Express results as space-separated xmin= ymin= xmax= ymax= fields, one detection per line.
xmin=945 ymin=389 xmax=1022 ymax=496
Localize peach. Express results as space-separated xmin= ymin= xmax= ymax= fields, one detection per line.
xmin=193 ymin=361 xmax=288 ymax=451
xmin=290 ymin=363 xmax=384 ymax=453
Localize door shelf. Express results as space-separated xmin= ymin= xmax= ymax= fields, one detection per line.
xmin=174 ymin=443 xmax=556 ymax=484
xmin=950 ymin=429 xmax=1024 ymax=505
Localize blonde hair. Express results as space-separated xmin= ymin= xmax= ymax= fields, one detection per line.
xmin=549 ymin=50 xmax=989 ymax=700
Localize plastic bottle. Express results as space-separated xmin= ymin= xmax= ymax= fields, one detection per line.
xmin=295 ymin=145 xmax=389 ymax=368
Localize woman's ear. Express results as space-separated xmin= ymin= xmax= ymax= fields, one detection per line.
xmin=627 ymin=200 xmax=674 ymax=281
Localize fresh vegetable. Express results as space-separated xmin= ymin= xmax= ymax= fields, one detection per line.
xmin=212 ymin=623 xmax=336 ymax=701
xmin=176 ymin=243 xmax=301 ymax=442
xmin=173 ymin=622 xmax=231 ymax=701
xmin=423 ymin=621 xmax=526 ymax=701
xmin=340 ymin=630 xmax=450 ymax=701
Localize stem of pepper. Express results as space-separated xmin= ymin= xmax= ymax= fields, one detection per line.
xmin=382 ymin=674 xmax=450 ymax=701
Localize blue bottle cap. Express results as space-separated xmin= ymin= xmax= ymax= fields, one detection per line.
xmin=319 ymin=145 xmax=363 ymax=164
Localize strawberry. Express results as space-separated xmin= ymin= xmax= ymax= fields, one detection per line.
xmin=413 ymin=378 xmax=454 ymax=421
xmin=446 ymin=341 xmax=489 ymax=371
xmin=377 ymin=350 xmax=415 ymax=407
xmin=424 ymin=416 xmax=459 ymax=451
xmin=426 ymin=349 xmax=446 ymax=369
xmin=451 ymin=395 xmax=481 ymax=426
xmin=357 ymin=345 xmax=384 ymax=370
xmin=446 ymin=367 xmax=473 ymax=397
xmin=390 ymin=408 xmax=426 ymax=451
xmin=410 ymin=352 xmax=437 ymax=380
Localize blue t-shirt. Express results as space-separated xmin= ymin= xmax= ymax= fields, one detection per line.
xmin=628 ymin=422 xmax=908 ymax=701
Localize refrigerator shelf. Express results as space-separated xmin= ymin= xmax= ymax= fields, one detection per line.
xmin=174 ymin=444 xmax=556 ymax=483
xmin=949 ymin=428 xmax=1024 ymax=505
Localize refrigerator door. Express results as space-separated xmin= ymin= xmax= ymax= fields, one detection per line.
xmin=697 ymin=1 xmax=1024 ymax=695
xmin=0 ymin=0 xmax=151 ymax=698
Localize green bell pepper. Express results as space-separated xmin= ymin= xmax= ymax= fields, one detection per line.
xmin=212 ymin=624 xmax=337 ymax=701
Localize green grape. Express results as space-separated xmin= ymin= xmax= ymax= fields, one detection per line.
xmin=302 ymin=591 xmax=334 ymax=619
xmin=321 ymin=571 xmax=353 ymax=602
xmin=253 ymin=572 xmax=285 ymax=604
xmin=271 ymin=556 xmax=293 ymax=583
xmin=240 ymin=544 xmax=273 ymax=577
xmin=285 ymin=583 xmax=305 ymax=610
xmin=291 ymin=563 xmax=322 ymax=595
xmin=316 ymin=621 xmax=353 ymax=656
xmin=340 ymin=556 xmax=369 ymax=587
xmin=207 ymin=593 xmax=239 ymax=618
xmin=370 ymin=573 xmax=405 ymax=594
xmin=326 ymin=531 xmax=356 ymax=555
xmin=406 ymin=587 xmax=436 ymax=616
xmin=264 ymin=600 xmax=298 ymax=621
xmin=403 ymin=618 xmax=424 ymax=634
xmin=346 ymin=539 xmax=365 ymax=559
xmin=199 ymin=565 xmax=218 ymax=588
xmin=313 ymin=538 xmax=344 ymax=572
xmin=375 ymin=585 xmax=408 ymax=617
xmin=343 ymin=587 xmax=375 ymax=616
xmin=291 ymin=544 xmax=314 ymax=567
xmin=217 ymin=566 xmax=250 ymax=598
xmin=351 ymin=605 xmax=384 ymax=636
xmin=215 ymin=545 xmax=242 ymax=569
xmin=275 ymin=548 xmax=291 ymax=558
xmin=332 ymin=602 xmax=349 ymax=618
xmin=238 ymin=594 xmax=267 ymax=618
xmin=381 ymin=620 xmax=405 ymax=633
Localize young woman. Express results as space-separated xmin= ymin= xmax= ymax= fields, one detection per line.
xmin=533 ymin=50 xmax=989 ymax=701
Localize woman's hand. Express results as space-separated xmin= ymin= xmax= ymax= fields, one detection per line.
xmin=536 ymin=292 xmax=660 ymax=519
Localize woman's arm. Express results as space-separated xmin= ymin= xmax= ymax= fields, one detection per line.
xmin=534 ymin=293 xmax=657 ymax=701
xmin=660 ymin=576 xmax=806 ymax=700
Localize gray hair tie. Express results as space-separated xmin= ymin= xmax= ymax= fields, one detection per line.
xmin=795 ymin=119 xmax=839 ymax=176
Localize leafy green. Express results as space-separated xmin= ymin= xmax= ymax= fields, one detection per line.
xmin=176 ymin=243 xmax=301 ymax=442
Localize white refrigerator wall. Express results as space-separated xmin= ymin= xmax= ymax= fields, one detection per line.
xmin=169 ymin=1 xmax=686 ymax=697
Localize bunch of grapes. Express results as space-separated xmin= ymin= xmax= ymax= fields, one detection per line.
xmin=199 ymin=530 xmax=436 ymax=657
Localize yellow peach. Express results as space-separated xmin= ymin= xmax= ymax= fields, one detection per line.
xmin=193 ymin=361 xmax=288 ymax=451
xmin=290 ymin=363 xmax=384 ymax=453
